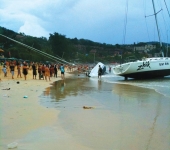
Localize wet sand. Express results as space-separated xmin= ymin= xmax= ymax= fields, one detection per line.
xmin=1 ymin=69 xmax=170 ymax=150
xmin=41 ymin=78 xmax=170 ymax=150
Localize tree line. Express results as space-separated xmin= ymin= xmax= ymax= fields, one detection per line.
xmin=0 ymin=26 xmax=169 ymax=64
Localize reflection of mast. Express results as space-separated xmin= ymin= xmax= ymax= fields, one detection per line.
xmin=118 ymin=87 xmax=124 ymax=150
xmin=145 ymin=99 xmax=161 ymax=150
xmin=146 ymin=3 xmax=162 ymax=149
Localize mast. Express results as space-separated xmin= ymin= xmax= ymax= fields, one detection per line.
xmin=151 ymin=0 xmax=164 ymax=57
xmin=167 ymin=31 xmax=169 ymax=57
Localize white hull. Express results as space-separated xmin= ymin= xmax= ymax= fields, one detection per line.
xmin=113 ymin=57 xmax=170 ymax=79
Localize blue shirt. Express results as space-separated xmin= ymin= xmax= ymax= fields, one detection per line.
xmin=60 ymin=66 xmax=65 ymax=73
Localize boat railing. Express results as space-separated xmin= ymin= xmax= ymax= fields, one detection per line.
xmin=124 ymin=56 xmax=139 ymax=63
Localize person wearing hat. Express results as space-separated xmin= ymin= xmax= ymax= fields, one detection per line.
xmin=10 ymin=62 xmax=15 ymax=79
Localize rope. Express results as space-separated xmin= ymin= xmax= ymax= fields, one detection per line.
xmin=0 ymin=34 xmax=73 ymax=66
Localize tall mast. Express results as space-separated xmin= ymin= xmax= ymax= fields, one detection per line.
xmin=167 ymin=31 xmax=169 ymax=57
xmin=151 ymin=0 xmax=164 ymax=56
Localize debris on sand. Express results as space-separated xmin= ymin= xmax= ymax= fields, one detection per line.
xmin=7 ymin=142 xmax=18 ymax=149
xmin=2 ymin=88 xmax=10 ymax=90
xmin=83 ymin=106 xmax=94 ymax=109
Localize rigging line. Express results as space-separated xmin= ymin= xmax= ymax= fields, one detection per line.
xmin=152 ymin=0 xmax=162 ymax=48
xmin=27 ymin=47 xmax=69 ymax=65
xmin=164 ymin=0 xmax=170 ymax=18
xmin=152 ymin=0 xmax=165 ymax=57
xmin=0 ymin=34 xmax=66 ymax=64
xmin=21 ymin=46 xmax=66 ymax=65
xmin=0 ymin=34 xmax=72 ymax=65
xmin=20 ymin=43 xmax=68 ymax=65
xmin=157 ymin=0 xmax=169 ymax=42
xmin=143 ymin=0 xmax=151 ymax=41
xmin=166 ymin=30 xmax=168 ymax=57
xmin=145 ymin=9 xmax=162 ymax=17
xmin=27 ymin=47 xmax=64 ymax=64
xmin=145 ymin=17 xmax=151 ymax=41
xmin=160 ymin=10 xmax=169 ymax=43
xmin=122 ymin=0 xmax=129 ymax=45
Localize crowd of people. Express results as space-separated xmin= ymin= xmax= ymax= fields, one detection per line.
xmin=0 ymin=60 xmax=76 ymax=81
xmin=0 ymin=60 xmax=100 ymax=81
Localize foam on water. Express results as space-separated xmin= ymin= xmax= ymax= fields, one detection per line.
xmin=100 ymin=74 xmax=170 ymax=98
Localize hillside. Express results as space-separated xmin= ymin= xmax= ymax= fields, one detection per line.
xmin=0 ymin=26 xmax=169 ymax=63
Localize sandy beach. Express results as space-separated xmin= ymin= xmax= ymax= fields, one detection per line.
xmin=0 ymin=68 xmax=90 ymax=150
xmin=1 ymin=67 xmax=170 ymax=150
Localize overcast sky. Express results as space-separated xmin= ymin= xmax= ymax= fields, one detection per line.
xmin=0 ymin=0 xmax=170 ymax=45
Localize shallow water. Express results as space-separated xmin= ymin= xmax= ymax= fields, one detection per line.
xmin=40 ymin=71 xmax=170 ymax=150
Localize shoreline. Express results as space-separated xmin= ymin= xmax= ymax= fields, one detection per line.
xmin=0 ymin=69 xmax=77 ymax=149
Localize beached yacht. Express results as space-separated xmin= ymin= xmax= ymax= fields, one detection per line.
xmin=113 ymin=57 xmax=170 ymax=79
xmin=113 ymin=0 xmax=170 ymax=80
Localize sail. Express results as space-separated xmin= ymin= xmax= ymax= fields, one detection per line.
xmin=89 ymin=62 xmax=106 ymax=77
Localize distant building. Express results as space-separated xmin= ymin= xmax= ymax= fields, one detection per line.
xmin=154 ymin=53 xmax=161 ymax=57
xmin=134 ymin=46 xmax=145 ymax=52
xmin=145 ymin=44 xmax=156 ymax=50
xmin=90 ymin=49 xmax=97 ymax=53
xmin=134 ymin=44 xmax=156 ymax=52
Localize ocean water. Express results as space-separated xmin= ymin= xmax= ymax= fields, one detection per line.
xmin=40 ymin=67 xmax=170 ymax=150
xmin=102 ymin=73 xmax=170 ymax=99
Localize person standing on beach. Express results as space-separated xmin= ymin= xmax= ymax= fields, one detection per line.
xmin=54 ymin=64 xmax=58 ymax=78
xmin=10 ymin=62 xmax=15 ymax=79
xmin=6 ymin=61 xmax=9 ymax=73
xmin=44 ymin=65 xmax=50 ymax=81
xmin=109 ymin=66 xmax=111 ymax=73
xmin=60 ymin=64 xmax=65 ymax=80
xmin=38 ymin=65 xmax=42 ymax=80
xmin=98 ymin=65 xmax=102 ymax=79
xmin=2 ymin=65 xmax=7 ymax=77
xmin=22 ymin=62 xmax=28 ymax=80
xmin=32 ymin=62 xmax=37 ymax=79
xmin=17 ymin=63 xmax=22 ymax=78
xmin=41 ymin=64 xmax=45 ymax=80
xmin=50 ymin=65 xmax=54 ymax=77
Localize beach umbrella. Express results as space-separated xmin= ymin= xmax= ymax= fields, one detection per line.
xmin=0 ymin=49 xmax=4 ymax=52
xmin=8 ymin=57 xmax=18 ymax=60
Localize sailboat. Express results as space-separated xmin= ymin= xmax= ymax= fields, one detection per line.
xmin=113 ymin=0 xmax=170 ymax=80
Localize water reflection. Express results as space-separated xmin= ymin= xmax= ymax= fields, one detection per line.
xmin=43 ymin=78 xmax=95 ymax=102
xmin=112 ymin=83 xmax=162 ymax=103
xmin=112 ymin=83 xmax=169 ymax=150
xmin=60 ymin=80 xmax=65 ymax=94
xmin=98 ymin=79 xmax=102 ymax=90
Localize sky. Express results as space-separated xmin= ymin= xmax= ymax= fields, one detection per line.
xmin=0 ymin=0 xmax=170 ymax=45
